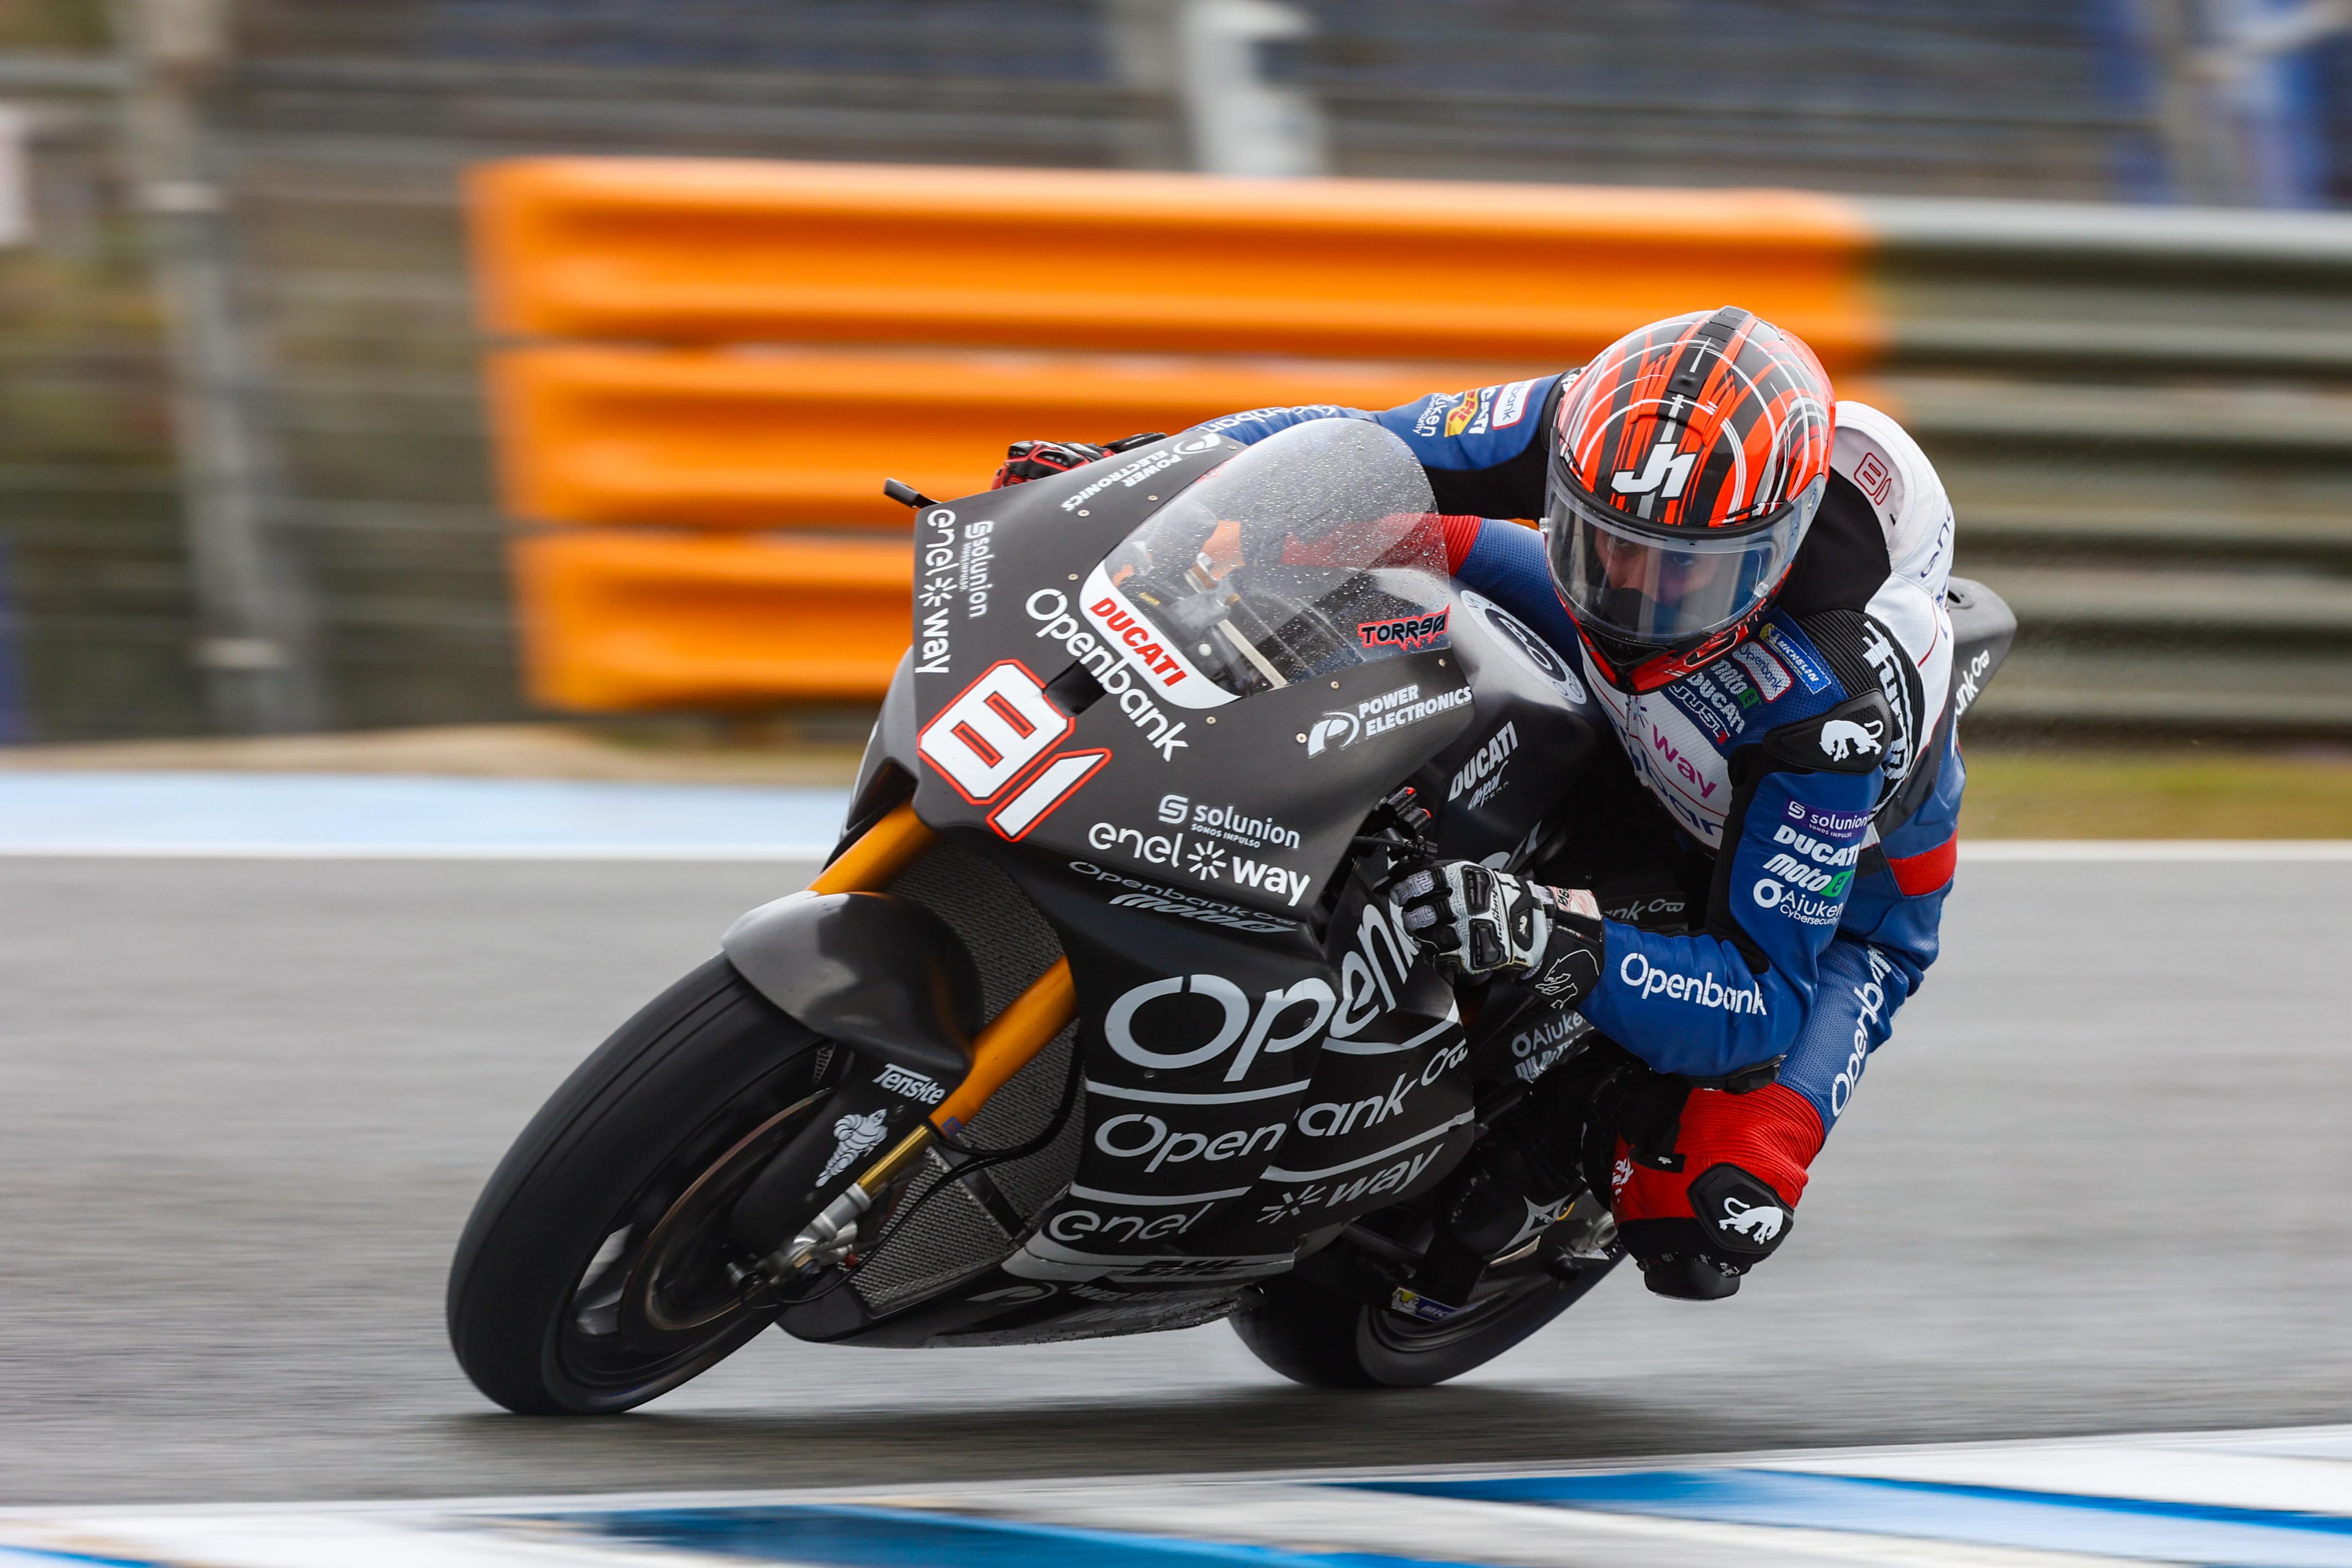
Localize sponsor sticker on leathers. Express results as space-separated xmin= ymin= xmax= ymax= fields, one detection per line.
xmin=1732 ymin=641 xmax=1795 ymax=702
xmin=1757 ymin=621 xmax=1832 ymax=694
xmin=1491 ymin=377 xmax=1541 ymax=428
xmin=1442 ymin=388 xmax=1485 ymax=438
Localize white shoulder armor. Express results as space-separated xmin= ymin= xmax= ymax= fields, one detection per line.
xmin=1833 ymin=400 xmax=1953 ymax=597
xmin=1833 ymin=399 xmax=1958 ymax=756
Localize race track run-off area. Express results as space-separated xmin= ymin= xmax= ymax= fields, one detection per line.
xmin=1 ymin=776 xmax=2348 ymax=1564
xmin=11 ymin=1430 xmax=2352 ymax=1565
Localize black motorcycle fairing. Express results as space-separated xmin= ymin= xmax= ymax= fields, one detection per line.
xmin=781 ymin=440 xmax=1602 ymax=1349
xmin=839 ymin=651 xmax=920 ymax=847
xmin=778 ymin=875 xmax=1480 ymax=1344
xmin=1411 ymin=586 xmax=1608 ymax=869
xmin=717 ymin=890 xmax=986 ymax=1266
xmin=1187 ymin=870 xmax=1476 ymax=1255
xmin=721 ymin=891 xmax=980 ymax=1086
xmin=778 ymin=859 xmax=1482 ymax=1344
xmin=783 ymin=1262 xmax=1246 ymax=1349
xmin=1464 ymin=988 xmax=1597 ymax=1094
xmin=995 ymin=864 xmax=1332 ymax=1286
xmin=901 ymin=432 xmax=1479 ymax=920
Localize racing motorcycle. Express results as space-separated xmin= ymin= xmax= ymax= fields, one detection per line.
xmin=447 ymin=418 xmax=2014 ymax=1414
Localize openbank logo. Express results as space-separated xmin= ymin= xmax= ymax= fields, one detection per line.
xmin=1105 ymin=971 xmax=1336 ymax=1082
xmin=1616 ymin=952 xmax=1767 ymax=1016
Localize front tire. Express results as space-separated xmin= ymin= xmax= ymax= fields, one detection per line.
xmin=447 ymin=956 xmax=836 ymax=1415
xmin=1232 ymin=1251 xmax=1620 ymax=1389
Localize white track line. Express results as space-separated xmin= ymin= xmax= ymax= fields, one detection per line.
xmin=7 ymin=1424 xmax=2351 ymax=1568
xmin=7 ymin=1421 xmax=2349 ymax=1522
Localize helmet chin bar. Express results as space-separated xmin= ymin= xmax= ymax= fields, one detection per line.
xmin=1577 ymin=615 xmax=1762 ymax=695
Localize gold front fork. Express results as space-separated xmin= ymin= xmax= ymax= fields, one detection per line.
xmin=777 ymin=801 xmax=1081 ymax=1271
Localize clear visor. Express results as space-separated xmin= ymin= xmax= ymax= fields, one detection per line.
xmin=1544 ymin=474 xmax=1823 ymax=651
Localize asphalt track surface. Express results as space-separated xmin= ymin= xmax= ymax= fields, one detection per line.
xmin=4 ymin=853 xmax=2349 ymax=1506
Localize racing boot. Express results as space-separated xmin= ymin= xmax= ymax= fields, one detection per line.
xmin=1436 ymin=1125 xmax=1584 ymax=1263
xmin=1410 ymin=1046 xmax=1612 ymax=1306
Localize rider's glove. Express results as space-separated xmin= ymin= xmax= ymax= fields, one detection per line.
xmin=1385 ymin=860 xmax=1604 ymax=1001
xmin=1589 ymin=1066 xmax=1824 ymax=1301
xmin=993 ymin=440 xmax=1106 ymax=488
xmin=990 ymin=432 xmax=1168 ymax=489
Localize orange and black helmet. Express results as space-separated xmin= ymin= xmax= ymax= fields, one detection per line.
xmin=1543 ymin=306 xmax=1835 ymax=692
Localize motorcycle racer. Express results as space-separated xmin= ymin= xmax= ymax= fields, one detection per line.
xmin=992 ymin=307 xmax=1963 ymax=1302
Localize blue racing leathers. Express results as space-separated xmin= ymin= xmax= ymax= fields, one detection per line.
xmin=1191 ymin=377 xmax=1963 ymax=1142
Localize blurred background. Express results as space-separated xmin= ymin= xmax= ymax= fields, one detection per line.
xmin=0 ymin=0 xmax=2349 ymax=833
xmin=4 ymin=3 xmax=2352 ymax=1528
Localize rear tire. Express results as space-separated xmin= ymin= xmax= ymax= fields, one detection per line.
xmin=1232 ymin=1251 xmax=1620 ymax=1389
xmin=447 ymin=956 xmax=836 ymax=1415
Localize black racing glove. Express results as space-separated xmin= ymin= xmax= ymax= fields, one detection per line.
xmin=990 ymin=432 xmax=1167 ymax=489
xmin=1582 ymin=1062 xmax=1817 ymax=1301
xmin=1385 ymin=859 xmax=1605 ymax=1004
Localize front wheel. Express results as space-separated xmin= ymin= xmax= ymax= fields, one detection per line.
xmin=447 ymin=956 xmax=839 ymax=1415
xmin=1231 ymin=1248 xmax=1620 ymax=1389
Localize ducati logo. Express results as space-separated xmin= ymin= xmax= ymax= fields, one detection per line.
xmin=1610 ymin=440 xmax=1697 ymax=500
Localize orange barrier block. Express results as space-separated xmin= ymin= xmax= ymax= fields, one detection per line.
xmin=473 ymin=158 xmax=1894 ymax=709
xmin=511 ymin=530 xmax=910 ymax=709
xmin=470 ymin=159 xmax=1882 ymax=370
xmin=487 ymin=346 xmax=1512 ymax=530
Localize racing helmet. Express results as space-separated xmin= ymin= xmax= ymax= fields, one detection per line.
xmin=1543 ymin=306 xmax=1835 ymax=692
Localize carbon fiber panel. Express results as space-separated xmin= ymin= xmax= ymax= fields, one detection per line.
xmin=848 ymin=1024 xmax=1084 ymax=1315
xmin=886 ymin=831 xmax=1062 ymax=1017
xmin=848 ymin=1153 xmax=1012 ymax=1314
xmin=932 ymin=1290 xmax=1240 ymax=1348
xmin=852 ymin=841 xmax=1078 ymax=1314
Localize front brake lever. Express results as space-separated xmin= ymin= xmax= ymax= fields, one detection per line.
xmin=1348 ymin=786 xmax=1438 ymax=894
xmin=1373 ymin=785 xmax=1435 ymax=853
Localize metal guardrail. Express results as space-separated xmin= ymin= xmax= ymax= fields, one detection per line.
xmin=9 ymin=14 xmax=2348 ymax=740
xmin=7 ymin=2 xmax=2336 ymax=743
xmin=1859 ymin=198 xmax=2352 ymax=737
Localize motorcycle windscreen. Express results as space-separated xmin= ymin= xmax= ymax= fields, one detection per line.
xmin=1085 ymin=420 xmax=1452 ymax=703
